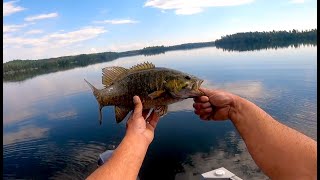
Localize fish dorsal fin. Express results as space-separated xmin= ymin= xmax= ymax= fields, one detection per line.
xmin=115 ymin=106 xmax=131 ymax=123
xmin=102 ymin=66 xmax=128 ymax=87
xmin=129 ymin=62 xmax=155 ymax=72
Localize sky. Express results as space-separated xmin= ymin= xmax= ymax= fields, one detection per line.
xmin=3 ymin=0 xmax=317 ymax=62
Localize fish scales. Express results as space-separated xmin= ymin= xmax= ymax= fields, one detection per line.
xmin=106 ymin=68 xmax=176 ymax=108
xmin=85 ymin=62 xmax=203 ymax=124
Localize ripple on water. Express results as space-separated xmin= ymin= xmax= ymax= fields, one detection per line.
xmin=3 ymin=138 xmax=114 ymax=179
xmin=48 ymin=141 xmax=111 ymax=180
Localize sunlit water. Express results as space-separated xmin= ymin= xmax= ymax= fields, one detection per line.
xmin=3 ymin=46 xmax=317 ymax=180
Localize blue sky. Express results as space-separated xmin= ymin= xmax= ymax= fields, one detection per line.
xmin=3 ymin=0 xmax=317 ymax=62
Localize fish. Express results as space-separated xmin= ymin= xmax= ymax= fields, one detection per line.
xmin=85 ymin=61 xmax=204 ymax=125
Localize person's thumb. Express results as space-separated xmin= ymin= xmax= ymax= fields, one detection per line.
xmin=133 ymin=96 xmax=143 ymax=118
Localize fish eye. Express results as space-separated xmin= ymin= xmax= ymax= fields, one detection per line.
xmin=185 ymin=76 xmax=191 ymax=80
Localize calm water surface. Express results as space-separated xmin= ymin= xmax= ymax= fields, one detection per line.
xmin=3 ymin=46 xmax=317 ymax=179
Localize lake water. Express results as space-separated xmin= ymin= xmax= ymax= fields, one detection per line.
xmin=3 ymin=46 xmax=317 ymax=180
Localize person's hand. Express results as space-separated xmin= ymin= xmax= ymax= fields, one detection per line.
xmin=126 ymin=96 xmax=160 ymax=146
xmin=193 ymin=88 xmax=236 ymax=121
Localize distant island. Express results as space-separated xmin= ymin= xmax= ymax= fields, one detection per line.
xmin=3 ymin=29 xmax=317 ymax=82
xmin=215 ymin=29 xmax=317 ymax=51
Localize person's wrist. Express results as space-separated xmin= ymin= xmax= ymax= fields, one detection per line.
xmin=228 ymin=93 xmax=241 ymax=123
xmin=125 ymin=131 xmax=152 ymax=148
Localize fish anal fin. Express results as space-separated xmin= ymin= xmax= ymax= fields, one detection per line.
xmin=129 ymin=61 xmax=155 ymax=72
xmin=102 ymin=67 xmax=128 ymax=87
xmin=155 ymin=105 xmax=168 ymax=117
xmin=115 ymin=106 xmax=131 ymax=123
xmin=148 ymin=90 xmax=165 ymax=100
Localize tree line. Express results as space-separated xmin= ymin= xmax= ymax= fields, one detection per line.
xmin=214 ymin=29 xmax=317 ymax=51
xmin=3 ymin=29 xmax=317 ymax=82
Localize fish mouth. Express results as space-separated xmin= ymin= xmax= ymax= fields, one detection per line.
xmin=190 ymin=79 xmax=204 ymax=97
xmin=171 ymin=79 xmax=204 ymax=99
xmin=197 ymin=79 xmax=204 ymax=89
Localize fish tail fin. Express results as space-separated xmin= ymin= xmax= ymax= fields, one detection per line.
xmin=84 ymin=78 xmax=99 ymax=95
xmin=84 ymin=79 xmax=104 ymax=125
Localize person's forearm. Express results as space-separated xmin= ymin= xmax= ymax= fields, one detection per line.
xmin=230 ymin=95 xmax=317 ymax=179
xmin=87 ymin=134 xmax=149 ymax=180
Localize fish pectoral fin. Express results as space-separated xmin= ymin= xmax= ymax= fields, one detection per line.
xmin=154 ymin=105 xmax=168 ymax=117
xmin=115 ymin=106 xmax=131 ymax=123
xmin=148 ymin=90 xmax=165 ymax=100
xmin=102 ymin=66 xmax=128 ymax=87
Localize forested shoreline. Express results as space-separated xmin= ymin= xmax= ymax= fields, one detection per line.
xmin=215 ymin=29 xmax=317 ymax=51
xmin=3 ymin=29 xmax=317 ymax=82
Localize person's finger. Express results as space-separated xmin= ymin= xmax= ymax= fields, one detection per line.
xmin=199 ymin=107 xmax=213 ymax=114
xmin=193 ymin=103 xmax=201 ymax=110
xmin=194 ymin=96 xmax=209 ymax=103
xmin=126 ymin=112 xmax=134 ymax=127
xmin=194 ymin=110 xmax=210 ymax=117
xmin=200 ymin=114 xmax=211 ymax=121
xmin=149 ymin=111 xmax=160 ymax=127
xmin=194 ymin=101 xmax=212 ymax=111
xmin=146 ymin=111 xmax=160 ymax=131
xmin=142 ymin=109 xmax=150 ymax=119
xmin=194 ymin=109 xmax=201 ymax=115
xmin=132 ymin=96 xmax=143 ymax=118
xmin=200 ymin=102 xmax=211 ymax=108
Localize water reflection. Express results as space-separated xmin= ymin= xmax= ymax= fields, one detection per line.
xmin=169 ymin=80 xmax=273 ymax=112
xmin=47 ymin=109 xmax=77 ymax=121
xmin=3 ymin=46 xmax=317 ymax=179
xmin=176 ymin=131 xmax=269 ymax=180
xmin=3 ymin=126 xmax=49 ymax=145
xmin=3 ymin=71 xmax=89 ymax=125
xmin=4 ymin=77 xmax=275 ymax=125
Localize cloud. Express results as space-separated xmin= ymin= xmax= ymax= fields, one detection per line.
xmin=47 ymin=27 xmax=107 ymax=45
xmin=290 ymin=0 xmax=305 ymax=3
xmin=24 ymin=12 xmax=58 ymax=22
xmin=90 ymin=48 xmax=98 ymax=53
xmin=144 ymin=0 xmax=254 ymax=15
xmin=94 ymin=19 xmax=139 ymax=24
xmin=25 ymin=29 xmax=44 ymax=34
xmin=3 ymin=23 xmax=28 ymax=33
xmin=4 ymin=26 xmax=107 ymax=62
xmin=3 ymin=0 xmax=25 ymax=16
xmin=176 ymin=7 xmax=203 ymax=15
xmin=105 ymin=42 xmax=148 ymax=52
xmin=4 ymin=26 xmax=107 ymax=48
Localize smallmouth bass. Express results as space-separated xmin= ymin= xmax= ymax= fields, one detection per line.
xmin=85 ymin=62 xmax=203 ymax=124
